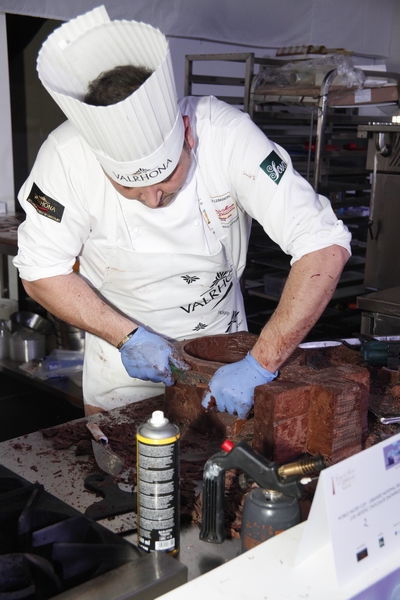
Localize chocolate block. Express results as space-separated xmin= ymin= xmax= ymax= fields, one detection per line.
xmin=167 ymin=333 xmax=370 ymax=466
xmin=253 ymin=380 xmax=312 ymax=460
xmin=173 ymin=332 xmax=257 ymax=375
xmin=164 ymin=370 xmax=210 ymax=430
xmin=253 ymin=361 xmax=368 ymax=463
xmin=168 ymin=333 xmax=257 ymax=429
xmin=337 ymin=364 xmax=370 ymax=442
xmin=272 ymin=413 xmax=310 ymax=463
xmin=206 ymin=411 xmax=248 ymax=438
xmin=307 ymin=370 xmax=362 ymax=463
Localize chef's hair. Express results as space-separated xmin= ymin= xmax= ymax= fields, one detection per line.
xmin=84 ymin=65 xmax=153 ymax=106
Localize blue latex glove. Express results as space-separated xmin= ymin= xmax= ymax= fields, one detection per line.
xmin=202 ymin=352 xmax=278 ymax=419
xmin=120 ymin=326 xmax=190 ymax=386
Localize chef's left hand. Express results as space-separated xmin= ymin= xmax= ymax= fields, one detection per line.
xmin=202 ymin=352 xmax=278 ymax=419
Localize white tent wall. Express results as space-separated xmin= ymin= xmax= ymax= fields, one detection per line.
xmin=0 ymin=13 xmax=14 ymax=212
xmin=0 ymin=0 xmax=399 ymax=212
xmin=0 ymin=0 xmax=396 ymax=58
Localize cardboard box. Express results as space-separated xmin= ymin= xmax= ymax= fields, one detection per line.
xmin=328 ymin=84 xmax=398 ymax=106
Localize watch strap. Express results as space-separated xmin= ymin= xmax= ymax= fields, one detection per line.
xmin=117 ymin=328 xmax=138 ymax=350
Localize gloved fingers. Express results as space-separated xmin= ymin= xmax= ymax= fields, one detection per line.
xmin=201 ymin=363 xmax=236 ymax=410
xmin=216 ymin=386 xmax=250 ymax=417
xmin=201 ymin=379 xmax=235 ymax=415
xmin=121 ymin=354 xmax=158 ymax=383
xmin=139 ymin=365 xmax=174 ymax=387
xmin=202 ymin=388 xmax=228 ymax=413
xmin=201 ymin=359 xmax=258 ymax=418
xmin=163 ymin=354 xmax=190 ymax=387
xmin=119 ymin=326 xmax=186 ymax=386
xmin=202 ymin=384 xmax=251 ymax=418
xmin=168 ymin=350 xmax=191 ymax=373
xmin=151 ymin=355 xmax=177 ymax=386
xmin=218 ymin=391 xmax=236 ymax=416
xmin=231 ymin=396 xmax=253 ymax=419
xmin=201 ymin=390 xmax=213 ymax=410
xmin=201 ymin=354 xmax=277 ymax=419
xmin=161 ymin=371 xmax=175 ymax=387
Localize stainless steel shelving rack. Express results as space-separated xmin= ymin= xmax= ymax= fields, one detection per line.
xmin=249 ymin=66 xmax=400 ymax=192
xmin=185 ymin=53 xmax=400 ymax=192
xmin=184 ymin=52 xmax=271 ymax=113
xmin=186 ymin=55 xmax=400 ymax=337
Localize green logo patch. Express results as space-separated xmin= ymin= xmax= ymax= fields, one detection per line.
xmin=260 ymin=151 xmax=287 ymax=185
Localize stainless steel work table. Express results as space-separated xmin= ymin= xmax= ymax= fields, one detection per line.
xmin=2 ymin=398 xmax=400 ymax=597
xmin=2 ymin=413 xmax=398 ymax=599
xmin=0 ymin=401 xmax=240 ymax=582
xmin=0 ymin=356 xmax=83 ymax=407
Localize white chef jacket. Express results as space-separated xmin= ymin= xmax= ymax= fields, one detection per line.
xmin=14 ymin=96 xmax=351 ymax=409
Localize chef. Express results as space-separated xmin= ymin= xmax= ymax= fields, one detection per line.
xmin=13 ymin=7 xmax=351 ymax=417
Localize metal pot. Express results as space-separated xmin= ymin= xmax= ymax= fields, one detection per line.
xmin=9 ymin=330 xmax=46 ymax=362
xmin=51 ymin=316 xmax=85 ymax=351
xmin=10 ymin=311 xmax=53 ymax=336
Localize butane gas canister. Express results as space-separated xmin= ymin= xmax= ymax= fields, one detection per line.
xmin=136 ymin=410 xmax=180 ymax=555
xmin=241 ymin=488 xmax=301 ymax=553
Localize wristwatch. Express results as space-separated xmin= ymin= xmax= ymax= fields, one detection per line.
xmin=117 ymin=328 xmax=138 ymax=350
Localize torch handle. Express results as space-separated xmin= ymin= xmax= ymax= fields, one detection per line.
xmin=199 ymin=468 xmax=227 ymax=543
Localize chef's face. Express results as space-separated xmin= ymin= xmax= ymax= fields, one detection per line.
xmin=107 ymin=116 xmax=194 ymax=208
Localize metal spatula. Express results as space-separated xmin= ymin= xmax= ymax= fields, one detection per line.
xmin=86 ymin=422 xmax=124 ymax=476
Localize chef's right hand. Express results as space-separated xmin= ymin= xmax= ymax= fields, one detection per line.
xmin=119 ymin=326 xmax=190 ymax=386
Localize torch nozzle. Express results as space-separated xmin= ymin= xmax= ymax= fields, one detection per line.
xmin=278 ymin=455 xmax=326 ymax=479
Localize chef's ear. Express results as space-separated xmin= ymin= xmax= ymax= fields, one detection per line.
xmin=183 ymin=115 xmax=194 ymax=150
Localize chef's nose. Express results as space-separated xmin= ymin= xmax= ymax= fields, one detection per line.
xmin=139 ymin=186 xmax=163 ymax=208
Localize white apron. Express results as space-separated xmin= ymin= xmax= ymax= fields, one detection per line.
xmin=82 ymin=164 xmax=248 ymax=410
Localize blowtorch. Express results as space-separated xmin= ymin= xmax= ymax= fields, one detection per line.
xmin=199 ymin=440 xmax=325 ymax=552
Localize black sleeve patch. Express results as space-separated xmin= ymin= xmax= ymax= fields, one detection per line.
xmin=26 ymin=183 xmax=65 ymax=223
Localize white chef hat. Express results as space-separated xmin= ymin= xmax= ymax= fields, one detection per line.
xmin=36 ymin=5 xmax=184 ymax=187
